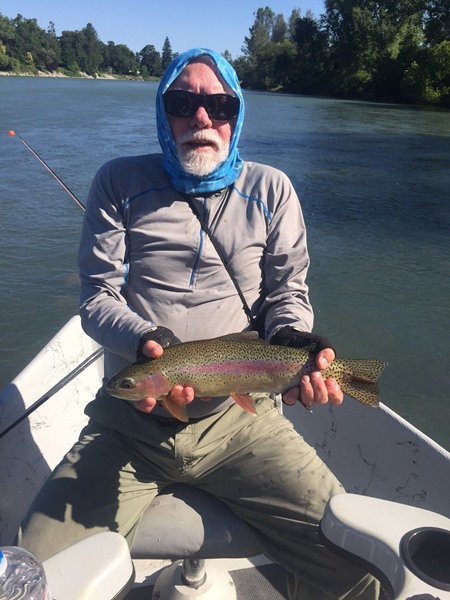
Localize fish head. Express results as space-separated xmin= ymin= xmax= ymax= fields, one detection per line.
xmin=106 ymin=369 xmax=171 ymax=401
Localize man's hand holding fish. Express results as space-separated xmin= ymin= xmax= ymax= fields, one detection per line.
xmin=283 ymin=347 xmax=344 ymax=409
xmin=135 ymin=339 xmax=195 ymax=414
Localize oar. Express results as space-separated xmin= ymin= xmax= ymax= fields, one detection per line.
xmin=8 ymin=130 xmax=85 ymax=211
xmin=0 ymin=347 xmax=104 ymax=440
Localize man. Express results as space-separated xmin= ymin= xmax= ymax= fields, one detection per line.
xmin=21 ymin=48 xmax=379 ymax=599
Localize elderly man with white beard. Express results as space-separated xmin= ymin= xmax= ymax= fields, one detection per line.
xmin=21 ymin=48 xmax=380 ymax=600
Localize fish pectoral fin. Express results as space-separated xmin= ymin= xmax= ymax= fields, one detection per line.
xmin=230 ymin=392 xmax=258 ymax=416
xmin=160 ymin=397 xmax=189 ymax=422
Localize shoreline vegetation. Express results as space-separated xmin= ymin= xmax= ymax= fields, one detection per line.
xmin=1 ymin=4 xmax=449 ymax=107
xmin=0 ymin=69 xmax=155 ymax=81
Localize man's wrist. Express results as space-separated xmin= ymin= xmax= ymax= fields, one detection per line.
xmin=269 ymin=326 xmax=334 ymax=356
xmin=137 ymin=326 xmax=181 ymax=359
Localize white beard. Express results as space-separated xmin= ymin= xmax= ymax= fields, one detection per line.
xmin=176 ymin=130 xmax=230 ymax=177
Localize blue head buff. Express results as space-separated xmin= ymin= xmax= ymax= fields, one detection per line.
xmin=156 ymin=48 xmax=244 ymax=195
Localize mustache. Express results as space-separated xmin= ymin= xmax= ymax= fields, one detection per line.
xmin=177 ymin=130 xmax=221 ymax=149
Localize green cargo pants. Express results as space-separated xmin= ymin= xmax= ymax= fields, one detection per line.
xmin=21 ymin=393 xmax=379 ymax=599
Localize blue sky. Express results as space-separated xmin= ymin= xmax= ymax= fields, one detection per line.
xmin=1 ymin=0 xmax=326 ymax=59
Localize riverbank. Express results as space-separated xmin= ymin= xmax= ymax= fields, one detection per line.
xmin=0 ymin=69 xmax=152 ymax=81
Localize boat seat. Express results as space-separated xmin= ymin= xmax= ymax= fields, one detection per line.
xmin=131 ymin=483 xmax=262 ymax=559
xmin=320 ymin=493 xmax=450 ymax=600
xmin=131 ymin=484 xmax=264 ymax=599
xmin=44 ymin=532 xmax=134 ymax=600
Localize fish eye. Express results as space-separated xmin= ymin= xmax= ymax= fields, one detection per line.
xmin=120 ymin=378 xmax=135 ymax=389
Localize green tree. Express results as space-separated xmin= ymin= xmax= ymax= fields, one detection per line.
xmin=239 ymin=7 xmax=297 ymax=90
xmin=9 ymin=15 xmax=43 ymax=69
xmin=272 ymin=14 xmax=288 ymax=42
xmin=288 ymin=8 xmax=302 ymax=40
xmin=291 ymin=14 xmax=329 ymax=94
xmin=139 ymin=44 xmax=161 ymax=76
xmin=222 ymin=50 xmax=233 ymax=63
xmin=102 ymin=41 xmax=138 ymax=74
xmin=44 ymin=21 xmax=60 ymax=71
xmin=238 ymin=40 xmax=297 ymax=90
xmin=424 ymin=0 xmax=450 ymax=45
xmin=80 ymin=23 xmax=103 ymax=75
xmin=7 ymin=14 xmax=60 ymax=71
xmin=161 ymin=37 xmax=173 ymax=71
xmin=401 ymin=40 xmax=450 ymax=105
xmin=232 ymin=55 xmax=254 ymax=86
xmin=242 ymin=7 xmax=275 ymax=58
xmin=0 ymin=14 xmax=18 ymax=70
xmin=0 ymin=13 xmax=15 ymax=47
xmin=60 ymin=23 xmax=103 ymax=75
xmin=323 ymin=0 xmax=426 ymax=98
xmin=262 ymin=39 xmax=297 ymax=89
xmin=59 ymin=29 xmax=83 ymax=73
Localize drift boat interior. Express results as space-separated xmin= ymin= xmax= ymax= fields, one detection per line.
xmin=1 ymin=316 xmax=450 ymax=599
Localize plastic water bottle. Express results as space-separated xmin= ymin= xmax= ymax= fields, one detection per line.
xmin=0 ymin=546 xmax=52 ymax=599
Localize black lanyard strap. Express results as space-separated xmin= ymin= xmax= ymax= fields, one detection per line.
xmin=184 ymin=192 xmax=264 ymax=335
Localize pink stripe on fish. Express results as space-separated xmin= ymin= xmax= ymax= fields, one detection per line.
xmin=188 ymin=360 xmax=296 ymax=375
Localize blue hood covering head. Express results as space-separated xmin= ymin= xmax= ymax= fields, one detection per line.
xmin=156 ymin=48 xmax=244 ymax=195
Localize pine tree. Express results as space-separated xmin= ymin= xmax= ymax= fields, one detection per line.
xmin=161 ymin=37 xmax=173 ymax=71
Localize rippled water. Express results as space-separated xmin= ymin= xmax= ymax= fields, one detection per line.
xmin=1 ymin=77 xmax=449 ymax=448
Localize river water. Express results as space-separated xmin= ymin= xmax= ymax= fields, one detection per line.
xmin=1 ymin=77 xmax=449 ymax=449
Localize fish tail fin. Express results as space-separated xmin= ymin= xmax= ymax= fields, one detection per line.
xmin=336 ymin=359 xmax=387 ymax=407
xmin=230 ymin=392 xmax=258 ymax=416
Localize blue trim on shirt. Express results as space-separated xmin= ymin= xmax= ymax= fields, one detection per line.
xmin=232 ymin=185 xmax=273 ymax=222
xmin=189 ymin=197 xmax=209 ymax=287
xmin=120 ymin=185 xmax=271 ymax=288
xmin=189 ymin=226 xmax=204 ymax=287
xmin=121 ymin=262 xmax=129 ymax=290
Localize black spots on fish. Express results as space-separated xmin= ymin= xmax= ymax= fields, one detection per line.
xmin=344 ymin=359 xmax=387 ymax=382
xmin=326 ymin=358 xmax=386 ymax=407
xmin=342 ymin=378 xmax=381 ymax=407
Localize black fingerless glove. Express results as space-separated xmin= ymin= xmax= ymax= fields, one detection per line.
xmin=136 ymin=326 xmax=181 ymax=360
xmin=269 ymin=326 xmax=334 ymax=356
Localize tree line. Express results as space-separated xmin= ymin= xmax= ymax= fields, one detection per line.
xmin=1 ymin=2 xmax=449 ymax=107
xmin=237 ymin=2 xmax=449 ymax=106
xmin=0 ymin=14 xmax=175 ymax=79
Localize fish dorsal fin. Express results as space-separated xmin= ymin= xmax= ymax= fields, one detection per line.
xmin=215 ymin=332 xmax=267 ymax=344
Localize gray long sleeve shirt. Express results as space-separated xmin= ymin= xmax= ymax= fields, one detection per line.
xmin=78 ymin=153 xmax=314 ymax=419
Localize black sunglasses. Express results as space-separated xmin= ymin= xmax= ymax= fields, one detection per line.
xmin=163 ymin=90 xmax=240 ymax=121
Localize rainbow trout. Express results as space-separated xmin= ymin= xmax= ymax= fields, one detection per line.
xmin=106 ymin=333 xmax=386 ymax=422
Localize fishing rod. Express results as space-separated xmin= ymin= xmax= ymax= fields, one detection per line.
xmin=0 ymin=347 xmax=104 ymax=440
xmin=1 ymin=131 xmax=91 ymax=439
xmin=8 ymin=129 xmax=85 ymax=211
